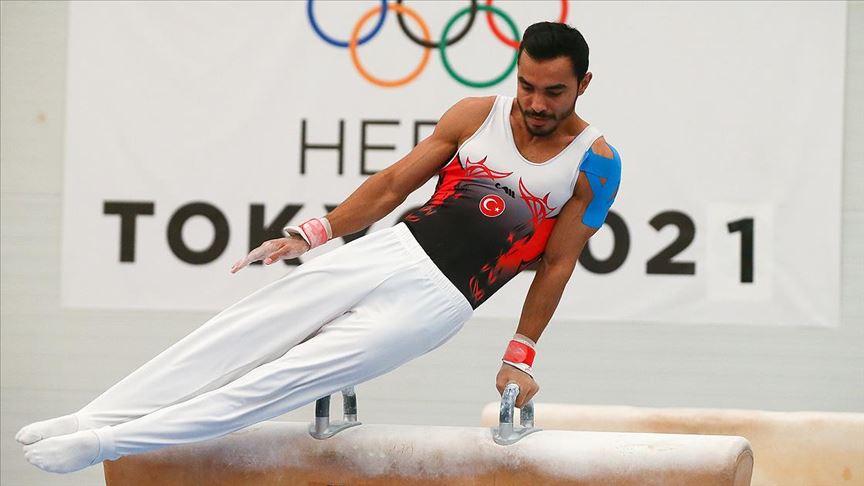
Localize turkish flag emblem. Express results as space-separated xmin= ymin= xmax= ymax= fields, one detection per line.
xmin=479 ymin=194 xmax=505 ymax=218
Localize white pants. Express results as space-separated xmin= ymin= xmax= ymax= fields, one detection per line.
xmin=76 ymin=223 xmax=473 ymax=460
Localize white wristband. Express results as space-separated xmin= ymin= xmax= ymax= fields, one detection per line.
xmin=502 ymin=360 xmax=534 ymax=378
xmin=513 ymin=333 xmax=537 ymax=347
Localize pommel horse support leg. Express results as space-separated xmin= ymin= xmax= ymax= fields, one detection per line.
xmin=308 ymin=386 xmax=361 ymax=439
xmin=105 ymin=386 xmax=753 ymax=485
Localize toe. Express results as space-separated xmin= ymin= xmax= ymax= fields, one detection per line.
xmin=16 ymin=429 xmax=41 ymax=445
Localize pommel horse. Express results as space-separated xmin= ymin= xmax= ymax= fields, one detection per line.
xmin=104 ymin=384 xmax=754 ymax=485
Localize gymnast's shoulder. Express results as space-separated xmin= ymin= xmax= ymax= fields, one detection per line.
xmin=590 ymin=136 xmax=617 ymax=160
xmin=442 ymin=96 xmax=496 ymax=121
xmin=437 ymin=96 xmax=496 ymax=141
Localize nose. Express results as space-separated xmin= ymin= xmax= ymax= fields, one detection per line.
xmin=527 ymin=95 xmax=548 ymax=115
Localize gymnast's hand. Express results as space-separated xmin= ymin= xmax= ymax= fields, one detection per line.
xmin=496 ymin=363 xmax=540 ymax=408
xmin=230 ymin=236 xmax=310 ymax=274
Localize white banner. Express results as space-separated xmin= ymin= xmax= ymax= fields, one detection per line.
xmin=63 ymin=1 xmax=844 ymax=327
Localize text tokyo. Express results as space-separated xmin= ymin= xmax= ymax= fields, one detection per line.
xmin=103 ymin=202 xmax=755 ymax=284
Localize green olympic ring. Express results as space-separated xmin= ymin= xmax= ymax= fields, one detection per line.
xmin=440 ymin=5 xmax=521 ymax=89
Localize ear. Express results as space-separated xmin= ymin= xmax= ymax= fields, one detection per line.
xmin=577 ymin=72 xmax=593 ymax=96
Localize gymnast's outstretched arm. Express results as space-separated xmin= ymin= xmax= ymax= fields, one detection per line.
xmin=323 ymin=96 xmax=492 ymax=239
xmin=497 ymin=137 xmax=621 ymax=408
xmin=231 ymin=97 xmax=493 ymax=272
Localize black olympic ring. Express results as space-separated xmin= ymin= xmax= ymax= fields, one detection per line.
xmin=395 ymin=0 xmax=478 ymax=49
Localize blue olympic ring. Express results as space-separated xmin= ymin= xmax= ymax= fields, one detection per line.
xmin=306 ymin=0 xmax=389 ymax=48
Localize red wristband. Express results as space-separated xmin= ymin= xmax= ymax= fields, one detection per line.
xmin=299 ymin=218 xmax=329 ymax=249
xmin=503 ymin=340 xmax=536 ymax=367
xmin=283 ymin=217 xmax=332 ymax=250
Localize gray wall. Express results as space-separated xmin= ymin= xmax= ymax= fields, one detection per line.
xmin=2 ymin=2 xmax=862 ymax=485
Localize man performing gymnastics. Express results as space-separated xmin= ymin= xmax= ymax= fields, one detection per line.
xmin=18 ymin=21 xmax=621 ymax=473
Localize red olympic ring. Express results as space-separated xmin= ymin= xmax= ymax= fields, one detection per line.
xmin=485 ymin=0 xmax=569 ymax=49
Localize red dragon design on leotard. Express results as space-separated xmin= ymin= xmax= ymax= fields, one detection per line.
xmin=404 ymin=155 xmax=512 ymax=222
xmin=403 ymin=152 xmax=562 ymax=308
xmin=468 ymin=178 xmax=557 ymax=303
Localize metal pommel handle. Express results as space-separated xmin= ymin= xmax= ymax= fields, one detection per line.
xmin=492 ymin=382 xmax=541 ymax=445
xmin=309 ymin=386 xmax=362 ymax=439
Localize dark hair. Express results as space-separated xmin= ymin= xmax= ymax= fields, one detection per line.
xmin=518 ymin=22 xmax=589 ymax=83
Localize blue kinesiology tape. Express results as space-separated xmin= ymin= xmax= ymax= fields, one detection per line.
xmin=579 ymin=144 xmax=621 ymax=229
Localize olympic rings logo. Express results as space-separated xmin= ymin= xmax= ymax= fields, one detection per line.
xmin=306 ymin=0 xmax=569 ymax=89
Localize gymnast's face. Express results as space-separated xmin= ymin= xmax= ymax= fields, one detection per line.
xmin=515 ymin=52 xmax=591 ymax=137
